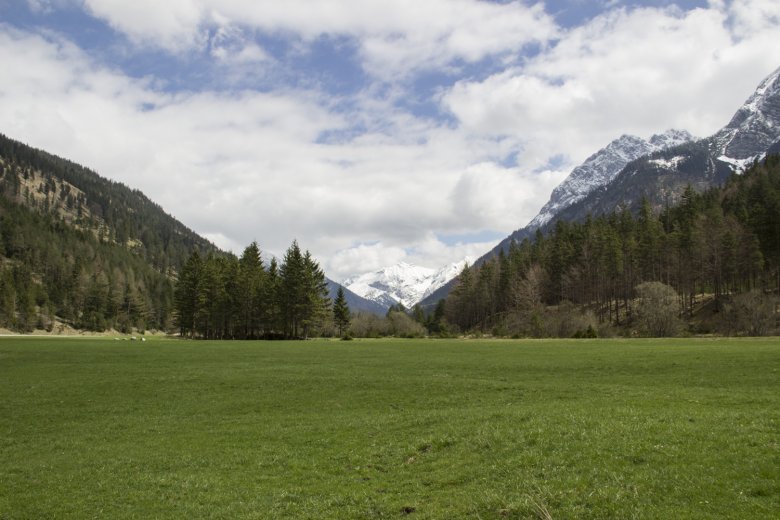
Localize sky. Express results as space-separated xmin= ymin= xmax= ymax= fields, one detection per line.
xmin=1 ymin=0 xmax=779 ymax=281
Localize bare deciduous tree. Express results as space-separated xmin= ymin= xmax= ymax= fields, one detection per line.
xmin=635 ymin=281 xmax=683 ymax=337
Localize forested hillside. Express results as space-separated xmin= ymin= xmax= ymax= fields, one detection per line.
xmin=0 ymin=134 xmax=219 ymax=332
xmin=0 ymin=134 xmax=388 ymax=334
xmin=441 ymin=156 xmax=780 ymax=337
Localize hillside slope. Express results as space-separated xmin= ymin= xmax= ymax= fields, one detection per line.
xmin=0 ymin=134 xmax=380 ymax=331
xmin=421 ymin=65 xmax=780 ymax=309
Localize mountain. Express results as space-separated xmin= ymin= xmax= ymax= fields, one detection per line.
xmin=528 ymin=129 xmax=694 ymax=230
xmin=344 ymin=260 xmax=467 ymax=310
xmin=421 ymin=64 xmax=780 ymax=308
xmin=552 ymin=65 xmax=780 ymax=224
xmin=0 ymin=133 xmax=219 ymax=274
xmin=0 ymin=133 xmax=223 ymax=331
xmin=325 ymin=280 xmax=387 ymax=315
xmin=420 ymin=130 xmax=694 ymax=309
xmin=713 ymin=65 xmax=780 ymax=165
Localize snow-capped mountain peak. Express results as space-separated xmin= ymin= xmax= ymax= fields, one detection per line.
xmin=712 ymin=65 xmax=780 ymax=164
xmin=343 ymin=259 xmax=470 ymax=310
xmin=527 ymin=128 xmax=694 ymax=229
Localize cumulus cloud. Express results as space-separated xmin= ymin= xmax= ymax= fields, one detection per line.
xmin=329 ymin=243 xmax=408 ymax=281
xmin=0 ymin=23 xmax=558 ymax=280
xmin=442 ymin=3 xmax=780 ymax=168
xmin=726 ymin=0 xmax=780 ymax=36
xmin=80 ymin=0 xmax=557 ymax=77
xmin=82 ymin=0 xmax=206 ymax=50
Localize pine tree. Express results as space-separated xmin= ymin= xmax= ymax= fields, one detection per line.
xmin=174 ymin=250 xmax=202 ymax=337
xmin=0 ymin=268 xmax=16 ymax=328
xmin=266 ymin=257 xmax=282 ymax=337
xmin=301 ymin=250 xmax=330 ymax=338
xmin=333 ymin=286 xmax=351 ymax=337
xmin=237 ymin=242 xmax=265 ymax=339
xmin=279 ymin=240 xmax=305 ymax=338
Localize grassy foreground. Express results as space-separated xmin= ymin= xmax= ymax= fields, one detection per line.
xmin=0 ymin=337 xmax=778 ymax=519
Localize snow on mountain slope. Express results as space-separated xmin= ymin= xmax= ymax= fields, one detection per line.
xmin=527 ymin=129 xmax=694 ymax=229
xmin=543 ymin=65 xmax=780 ymax=226
xmin=711 ymin=65 xmax=780 ymax=165
xmin=344 ymin=260 xmax=469 ymax=309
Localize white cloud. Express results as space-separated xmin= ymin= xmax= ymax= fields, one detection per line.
xmin=80 ymin=0 xmax=557 ymax=76
xmin=329 ymin=243 xmax=407 ymax=281
xmin=448 ymin=162 xmax=563 ymax=231
xmin=442 ymin=3 xmax=780 ymax=168
xmin=209 ymin=25 xmax=272 ymax=64
xmin=0 ymin=24 xmax=558 ymax=280
xmin=726 ymin=0 xmax=780 ymax=37
xmin=82 ymin=0 xmax=206 ymax=50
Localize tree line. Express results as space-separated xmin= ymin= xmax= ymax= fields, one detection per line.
xmin=442 ymin=155 xmax=780 ymax=337
xmin=174 ymin=241 xmax=332 ymax=339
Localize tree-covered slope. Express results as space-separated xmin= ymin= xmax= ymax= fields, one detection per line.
xmin=0 ymin=133 xmax=218 ymax=273
xmin=440 ymin=156 xmax=780 ymax=337
xmin=0 ymin=133 xmax=383 ymax=332
xmin=0 ymin=133 xmax=221 ymax=332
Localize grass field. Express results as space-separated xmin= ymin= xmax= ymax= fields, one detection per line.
xmin=1 ymin=337 xmax=778 ymax=519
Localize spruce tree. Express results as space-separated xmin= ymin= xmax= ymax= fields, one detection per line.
xmin=333 ymin=286 xmax=350 ymax=337
xmin=237 ymin=242 xmax=265 ymax=339
xmin=279 ymin=240 xmax=305 ymax=338
xmin=174 ymin=250 xmax=202 ymax=337
xmin=301 ymin=250 xmax=330 ymax=338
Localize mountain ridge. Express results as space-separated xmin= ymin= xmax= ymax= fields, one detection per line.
xmin=528 ymin=129 xmax=695 ymax=230
xmin=420 ymin=64 xmax=780 ymax=309
xmin=344 ymin=260 xmax=468 ymax=310
xmin=551 ymin=65 xmax=780 ymax=226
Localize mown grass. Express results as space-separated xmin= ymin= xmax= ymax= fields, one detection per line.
xmin=0 ymin=337 xmax=778 ymax=519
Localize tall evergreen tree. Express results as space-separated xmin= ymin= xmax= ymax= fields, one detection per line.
xmin=237 ymin=242 xmax=265 ymax=338
xmin=333 ymin=286 xmax=351 ymax=337
xmin=279 ymin=240 xmax=306 ymax=338
xmin=174 ymin=250 xmax=202 ymax=337
xmin=301 ymin=250 xmax=330 ymax=338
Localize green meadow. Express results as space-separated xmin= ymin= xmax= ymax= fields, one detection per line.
xmin=1 ymin=337 xmax=778 ymax=519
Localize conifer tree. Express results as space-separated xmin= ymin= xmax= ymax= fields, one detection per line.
xmin=279 ymin=240 xmax=306 ymax=338
xmin=175 ymin=250 xmax=202 ymax=337
xmin=266 ymin=257 xmax=282 ymax=337
xmin=333 ymin=286 xmax=350 ymax=337
xmin=301 ymin=250 xmax=330 ymax=338
xmin=237 ymin=242 xmax=265 ymax=338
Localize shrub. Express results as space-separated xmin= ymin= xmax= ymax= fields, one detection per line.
xmin=720 ymin=291 xmax=778 ymax=336
xmin=634 ymin=282 xmax=683 ymax=337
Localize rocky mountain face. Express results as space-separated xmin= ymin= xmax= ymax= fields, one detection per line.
xmin=420 ymin=64 xmax=780 ymax=308
xmin=554 ymin=65 xmax=780 ymax=224
xmin=528 ymin=129 xmax=694 ymax=229
xmin=344 ymin=260 xmax=467 ymax=310
xmin=713 ymin=66 xmax=780 ymax=165
xmin=480 ymin=129 xmax=698 ymax=265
